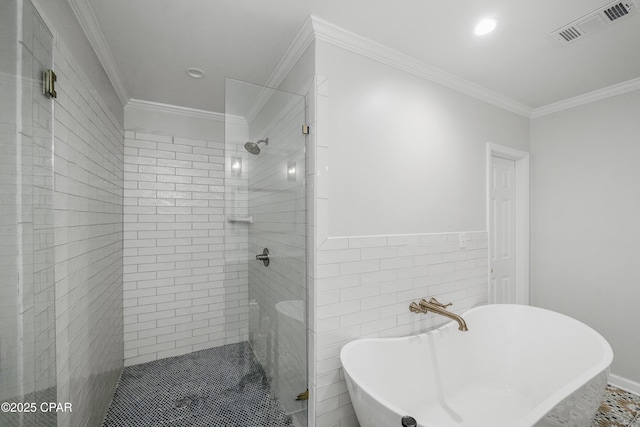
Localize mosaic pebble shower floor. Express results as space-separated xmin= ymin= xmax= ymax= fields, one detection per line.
xmin=102 ymin=342 xmax=293 ymax=427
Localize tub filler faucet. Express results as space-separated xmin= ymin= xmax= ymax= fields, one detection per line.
xmin=409 ymin=298 xmax=469 ymax=331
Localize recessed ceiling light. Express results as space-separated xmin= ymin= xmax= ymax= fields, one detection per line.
xmin=187 ymin=68 xmax=205 ymax=79
xmin=475 ymin=18 xmax=498 ymax=36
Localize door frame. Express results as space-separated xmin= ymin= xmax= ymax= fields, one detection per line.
xmin=486 ymin=143 xmax=530 ymax=305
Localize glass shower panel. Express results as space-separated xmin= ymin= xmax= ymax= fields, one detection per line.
xmin=225 ymin=78 xmax=307 ymax=425
xmin=0 ymin=0 xmax=56 ymax=425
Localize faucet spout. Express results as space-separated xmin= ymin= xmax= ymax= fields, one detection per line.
xmin=410 ymin=297 xmax=469 ymax=331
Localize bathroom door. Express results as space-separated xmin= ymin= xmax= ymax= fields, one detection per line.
xmin=489 ymin=155 xmax=517 ymax=303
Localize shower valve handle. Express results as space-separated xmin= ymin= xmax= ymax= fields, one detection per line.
xmin=427 ymin=298 xmax=452 ymax=309
xmin=256 ymin=248 xmax=270 ymax=267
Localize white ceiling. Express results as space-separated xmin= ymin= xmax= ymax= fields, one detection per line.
xmin=87 ymin=0 xmax=640 ymax=115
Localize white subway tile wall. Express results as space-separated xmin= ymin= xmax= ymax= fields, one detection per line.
xmin=246 ymin=93 xmax=307 ymax=422
xmin=306 ymin=76 xmax=488 ymax=427
xmin=313 ymin=232 xmax=488 ymax=427
xmin=22 ymin=1 xmax=57 ymax=405
xmin=305 ymin=75 xmax=328 ymax=427
xmin=53 ymin=38 xmax=124 ymax=426
xmin=0 ymin=66 xmax=20 ymax=399
xmin=123 ymin=131 xmax=239 ymax=365
xmin=0 ymin=0 xmax=56 ymax=408
xmin=223 ymin=117 xmax=251 ymax=352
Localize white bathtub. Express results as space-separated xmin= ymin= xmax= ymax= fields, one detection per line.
xmin=340 ymin=304 xmax=612 ymax=427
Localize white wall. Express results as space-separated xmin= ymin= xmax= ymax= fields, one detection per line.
xmin=54 ymin=35 xmax=124 ymax=427
xmin=125 ymin=102 xmax=224 ymax=142
xmin=531 ymin=89 xmax=640 ymax=386
xmin=123 ymin=112 xmax=238 ymax=365
xmin=316 ymin=41 xmax=530 ymax=238
xmin=32 ymin=0 xmax=124 ymax=125
xmin=310 ymin=38 xmax=530 ymax=427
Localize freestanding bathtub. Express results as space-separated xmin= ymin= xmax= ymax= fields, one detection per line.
xmin=340 ymin=304 xmax=613 ymax=427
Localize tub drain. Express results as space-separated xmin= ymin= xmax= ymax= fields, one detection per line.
xmin=173 ymin=397 xmax=192 ymax=409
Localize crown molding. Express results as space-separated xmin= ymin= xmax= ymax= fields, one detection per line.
xmin=292 ymin=15 xmax=640 ymax=119
xmin=265 ymin=15 xmax=316 ymax=90
xmin=246 ymin=14 xmax=535 ymax=123
xmin=67 ymin=0 xmax=129 ymax=106
xmin=64 ymin=4 xmax=639 ymax=121
xmin=126 ymin=99 xmax=246 ymax=125
xmin=309 ymin=16 xmax=533 ymax=118
xmin=532 ymin=77 xmax=640 ymax=118
xmin=244 ymin=15 xmax=315 ymax=124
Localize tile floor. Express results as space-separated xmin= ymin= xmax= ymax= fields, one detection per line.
xmin=102 ymin=345 xmax=639 ymax=427
xmin=593 ymin=385 xmax=640 ymax=427
xmin=102 ymin=342 xmax=293 ymax=427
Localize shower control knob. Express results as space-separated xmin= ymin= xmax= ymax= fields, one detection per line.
xmin=255 ymin=248 xmax=270 ymax=267
xmin=401 ymin=416 xmax=417 ymax=427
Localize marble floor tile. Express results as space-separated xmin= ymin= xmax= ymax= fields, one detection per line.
xmin=592 ymin=385 xmax=640 ymax=427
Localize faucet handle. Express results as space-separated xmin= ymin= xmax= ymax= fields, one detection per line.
xmin=428 ymin=297 xmax=452 ymax=309
xmin=409 ymin=302 xmax=425 ymax=314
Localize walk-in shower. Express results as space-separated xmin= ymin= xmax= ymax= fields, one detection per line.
xmin=2 ymin=2 xmax=308 ymax=424
xmin=225 ymin=78 xmax=308 ymax=427
xmin=244 ymin=138 xmax=269 ymax=155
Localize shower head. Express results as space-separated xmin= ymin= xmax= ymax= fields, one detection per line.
xmin=244 ymin=138 xmax=268 ymax=155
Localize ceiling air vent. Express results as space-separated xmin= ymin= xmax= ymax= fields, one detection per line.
xmin=552 ymin=0 xmax=639 ymax=44
xmin=558 ymin=26 xmax=582 ymax=42
xmin=604 ymin=2 xmax=632 ymax=20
